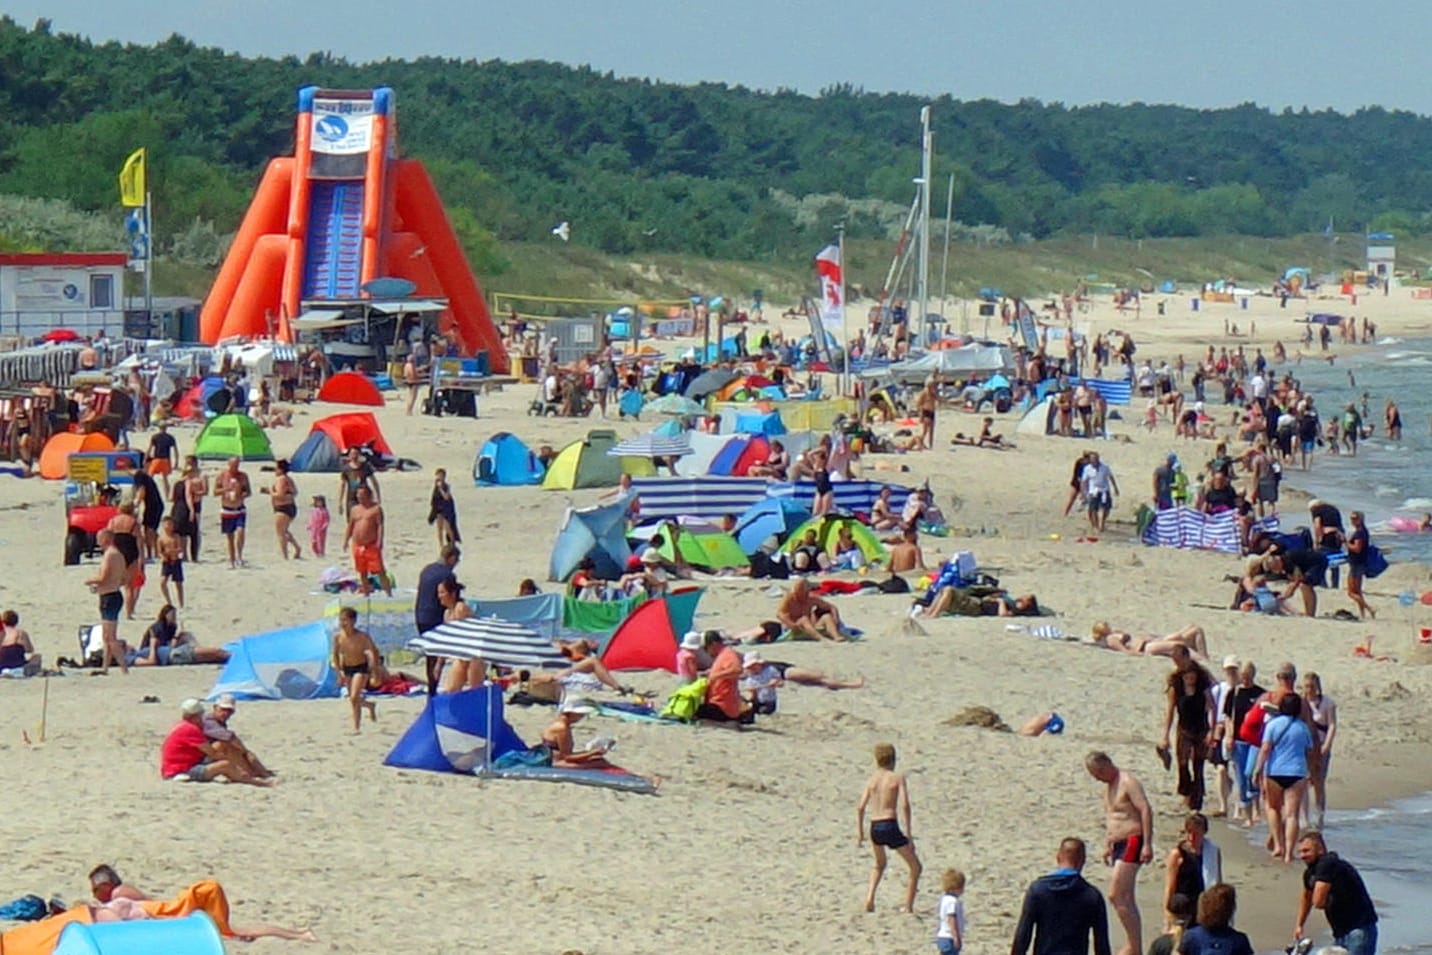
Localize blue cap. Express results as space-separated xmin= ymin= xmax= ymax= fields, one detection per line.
xmin=1046 ymin=713 xmax=1066 ymax=735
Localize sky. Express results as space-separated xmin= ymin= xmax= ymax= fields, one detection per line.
xmin=9 ymin=0 xmax=1432 ymax=116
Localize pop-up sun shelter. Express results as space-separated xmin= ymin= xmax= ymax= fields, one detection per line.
xmin=193 ymin=413 xmax=274 ymax=461
xmin=783 ymin=514 xmax=887 ymax=563
xmin=384 ymin=684 xmax=657 ymax=792
xmin=290 ymin=413 xmax=393 ymax=472
xmin=474 ymin=432 xmax=545 ymax=486
xmin=207 ymin=621 xmax=337 ymax=701
xmin=550 ymin=497 xmax=634 ymax=581
xmin=542 ymin=429 xmax=655 ymax=489
xmin=317 ymin=370 xmax=385 ymax=406
xmin=708 ymin=434 xmax=771 ymax=476
xmin=600 ymin=589 xmax=704 ymax=672
xmin=631 ymin=519 xmax=747 ymax=569
xmin=733 ymin=496 xmax=812 ymax=553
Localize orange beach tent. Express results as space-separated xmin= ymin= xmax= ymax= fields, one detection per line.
xmin=38 ymin=431 xmax=114 ymax=480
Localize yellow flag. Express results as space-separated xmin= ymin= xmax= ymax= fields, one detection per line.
xmin=118 ymin=148 xmax=146 ymax=207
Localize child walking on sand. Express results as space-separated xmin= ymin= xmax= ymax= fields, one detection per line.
xmin=856 ymin=742 xmax=922 ymax=913
xmin=331 ymin=607 xmax=379 ymax=732
xmin=935 ymin=868 xmax=965 ymax=954
xmin=308 ymin=495 xmax=330 ymax=557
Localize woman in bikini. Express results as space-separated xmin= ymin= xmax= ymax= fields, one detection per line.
xmin=1301 ymin=671 xmax=1337 ymax=831
xmin=437 ymin=577 xmax=483 ymax=693
xmin=1091 ymin=622 xmax=1209 ymax=661
xmin=266 ymin=458 xmax=301 ymax=560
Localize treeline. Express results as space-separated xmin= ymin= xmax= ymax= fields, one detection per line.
xmin=2 ymin=17 xmax=1432 ymax=272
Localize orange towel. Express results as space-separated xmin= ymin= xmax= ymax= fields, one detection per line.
xmin=0 ymin=907 xmax=92 ymax=955
xmin=138 ymin=881 xmax=234 ymax=936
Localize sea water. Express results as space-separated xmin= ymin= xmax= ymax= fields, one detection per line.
xmin=1205 ymin=336 xmax=1432 ymax=951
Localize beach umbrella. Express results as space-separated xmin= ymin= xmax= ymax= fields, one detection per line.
xmin=606 ymin=432 xmax=693 ymax=458
xmin=644 ymin=393 xmax=707 ymax=416
xmin=409 ymin=617 xmax=567 ymax=669
xmin=684 ymin=368 xmax=736 ymax=400
xmin=42 ymin=328 xmax=81 ymax=343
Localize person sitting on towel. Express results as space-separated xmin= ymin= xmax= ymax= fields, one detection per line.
xmin=539 ymin=697 xmax=663 ymax=789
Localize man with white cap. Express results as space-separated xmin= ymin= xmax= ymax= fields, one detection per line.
xmin=203 ymin=694 xmax=274 ymax=780
xmin=740 ymin=652 xmax=783 ymax=715
xmin=159 ymin=698 xmax=272 ymax=785
xmin=619 ymin=547 xmax=669 ymax=597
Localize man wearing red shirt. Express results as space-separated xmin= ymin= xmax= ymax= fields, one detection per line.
xmin=695 ymin=631 xmax=754 ymax=724
xmin=160 ymin=698 xmax=271 ymax=786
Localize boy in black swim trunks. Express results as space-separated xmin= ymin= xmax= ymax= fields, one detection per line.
xmin=857 ymin=742 xmax=922 ymax=913
xmin=331 ymin=607 xmax=379 ymax=733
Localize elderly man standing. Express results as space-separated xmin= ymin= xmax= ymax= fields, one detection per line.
xmin=216 ymin=456 xmax=251 ymax=568
xmin=415 ymin=543 xmax=461 ymax=694
xmin=159 ymin=698 xmax=271 ymax=786
xmin=202 ymin=695 xmax=273 ymax=780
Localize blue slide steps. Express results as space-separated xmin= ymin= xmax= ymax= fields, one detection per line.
xmin=303 ymin=180 xmax=365 ymax=299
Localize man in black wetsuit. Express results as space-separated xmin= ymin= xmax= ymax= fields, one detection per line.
xmin=1011 ymin=837 xmax=1111 ymax=955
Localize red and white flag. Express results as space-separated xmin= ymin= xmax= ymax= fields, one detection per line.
xmin=815 ymin=244 xmax=843 ymax=336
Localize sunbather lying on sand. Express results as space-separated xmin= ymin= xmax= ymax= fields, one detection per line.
xmin=922 ymin=585 xmax=1040 ymax=618
xmin=1090 ymin=622 xmax=1209 ymax=661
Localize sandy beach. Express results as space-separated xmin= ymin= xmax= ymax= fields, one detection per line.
xmin=3 ymin=285 xmax=1432 ymax=954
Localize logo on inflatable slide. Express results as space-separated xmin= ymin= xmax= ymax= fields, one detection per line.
xmin=315 ymin=114 xmax=349 ymax=143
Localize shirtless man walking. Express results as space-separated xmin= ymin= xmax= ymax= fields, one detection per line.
xmin=331 ymin=607 xmax=379 ymax=732
xmin=217 ymin=457 xmax=252 ymax=568
xmin=85 ymin=530 xmax=129 ymax=675
xmin=856 ymin=742 xmax=922 ymax=913
xmin=1085 ymin=751 xmax=1153 ymax=955
xmin=344 ymin=486 xmax=390 ymax=596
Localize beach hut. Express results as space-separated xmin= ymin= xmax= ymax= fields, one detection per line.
xmin=317 ymin=371 xmax=385 ymax=407
xmin=733 ymin=496 xmax=811 ymax=553
xmin=473 ymin=432 xmax=545 ymax=486
xmin=542 ymin=429 xmax=654 ymax=490
xmin=782 ymin=514 xmax=887 ymax=563
xmin=192 ymin=413 xmax=273 ymax=461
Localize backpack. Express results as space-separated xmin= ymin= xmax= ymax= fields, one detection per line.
xmin=660 ymin=678 xmax=708 ymax=722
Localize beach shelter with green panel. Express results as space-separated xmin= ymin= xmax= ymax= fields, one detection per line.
xmin=781 ymin=514 xmax=887 ymax=563
xmin=193 ymin=413 xmax=274 ymax=461
xmin=542 ymin=429 xmax=655 ymax=490
xmin=654 ymin=523 xmax=748 ymax=570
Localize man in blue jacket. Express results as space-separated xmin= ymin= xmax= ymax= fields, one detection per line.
xmin=1011 ymin=837 xmax=1111 ymax=955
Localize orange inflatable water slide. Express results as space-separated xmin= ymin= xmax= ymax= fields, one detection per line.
xmin=199 ymin=86 xmax=508 ymax=372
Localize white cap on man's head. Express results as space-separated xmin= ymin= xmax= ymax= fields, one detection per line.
xmin=1221 ymin=654 xmax=1241 ymax=671
xmin=680 ymin=631 xmax=703 ymax=650
xmin=180 ymin=698 xmax=204 ymax=717
xmin=214 ymin=694 xmax=237 ymax=711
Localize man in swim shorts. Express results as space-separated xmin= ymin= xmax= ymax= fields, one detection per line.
xmin=344 ymin=486 xmax=390 ymax=596
xmin=857 ymin=742 xmax=921 ymax=913
xmin=1086 ymin=751 xmax=1152 ymax=955
xmin=216 ymin=457 xmax=251 ymax=569
xmin=85 ymin=530 xmax=129 ymax=675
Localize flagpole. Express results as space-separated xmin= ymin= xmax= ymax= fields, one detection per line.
xmin=143 ymin=190 xmax=154 ymax=336
xmin=838 ymin=223 xmax=848 ymax=396
xmin=917 ymin=105 xmax=932 ymax=346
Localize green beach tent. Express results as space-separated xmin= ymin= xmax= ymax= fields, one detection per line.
xmin=193 ymin=413 xmax=274 ymax=461
xmin=542 ymin=429 xmax=655 ymax=490
xmin=781 ymin=514 xmax=887 ymax=564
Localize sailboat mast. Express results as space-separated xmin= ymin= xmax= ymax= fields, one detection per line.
xmin=917 ymin=105 xmax=932 ymax=345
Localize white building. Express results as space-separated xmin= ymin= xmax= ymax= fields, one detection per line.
xmin=1366 ymin=234 xmax=1396 ymax=281
xmin=0 ymin=252 xmax=127 ymax=338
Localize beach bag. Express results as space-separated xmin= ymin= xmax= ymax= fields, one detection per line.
xmin=659 ymin=678 xmax=708 ymax=723
xmin=1238 ymin=700 xmax=1267 ymax=745
xmin=1362 ymin=544 xmax=1388 ymax=579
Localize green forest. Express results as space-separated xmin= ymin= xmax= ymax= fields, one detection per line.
xmin=2 ymin=16 xmax=1432 ymax=284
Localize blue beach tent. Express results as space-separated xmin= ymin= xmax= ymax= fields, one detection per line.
xmin=384 ymin=685 xmax=526 ymax=774
xmin=734 ymin=411 xmax=786 ymax=435
xmin=474 ymin=432 xmax=545 ymax=486
xmin=206 ymin=621 xmax=338 ymax=701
